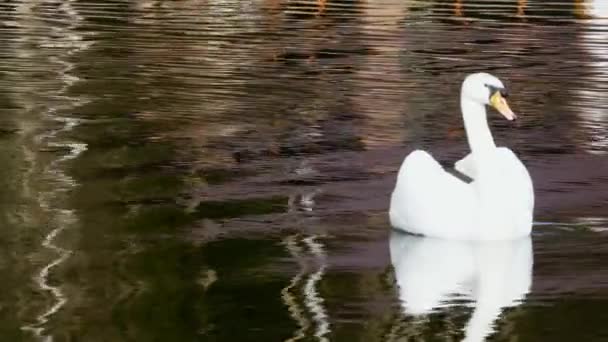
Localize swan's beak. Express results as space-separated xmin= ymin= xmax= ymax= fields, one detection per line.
xmin=490 ymin=91 xmax=516 ymax=121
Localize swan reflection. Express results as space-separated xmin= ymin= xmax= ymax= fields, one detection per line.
xmin=390 ymin=232 xmax=533 ymax=341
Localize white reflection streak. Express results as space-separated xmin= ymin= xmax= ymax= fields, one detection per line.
xmin=576 ymin=1 xmax=608 ymax=154
xmin=282 ymin=235 xmax=310 ymax=342
xmin=24 ymin=121 xmax=87 ymax=340
xmin=302 ymin=236 xmax=330 ymax=342
xmin=25 ymin=210 xmax=75 ymax=341
xmin=576 ymin=216 xmax=608 ymax=233
xmin=20 ymin=0 xmax=90 ymax=339
xmin=281 ymin=232 xmax=331 ymax=342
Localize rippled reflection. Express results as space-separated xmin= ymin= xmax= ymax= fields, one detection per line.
xmin=282 ymin=233 xmax=330 ymax=342
xmin=390 ymin=232 xmax=533 ymax=341
xmin=573 ymin=0 xmax=608 ymax=154
xmin=2 ymin=0 xmax=90 ymax=339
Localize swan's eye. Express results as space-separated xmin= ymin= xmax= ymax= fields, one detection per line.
xmin=485 ymin=84 xmax=497 ymax=99
xmin=484 ymin=84 xmax=508 ymax=99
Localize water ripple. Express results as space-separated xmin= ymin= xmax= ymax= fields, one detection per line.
xmin=17 ymin=0 xmax=90 ymax=339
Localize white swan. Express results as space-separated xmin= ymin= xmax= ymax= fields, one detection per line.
xmin=389 ymin=232 xmax=533 ymax=341
xmin=390 ymin=73 xmax=534 ymax=240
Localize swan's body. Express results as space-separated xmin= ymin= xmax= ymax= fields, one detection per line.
xmin=389 ymin=232 xmax=533 ymax=341
xmin=390 ymin=73 xmax=534 ymax=240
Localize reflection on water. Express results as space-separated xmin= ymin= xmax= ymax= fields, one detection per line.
xmin=390 ymin=232 xmax=533 ymax=341
xmin=302 ymin=236 xmax=330 ymax=341
xmin=282 ymin=235 xmax=311 ymax=342
xmin=281 ymin=234 xmax=331 ymax=342
xmin=573 ymin=0 xmax=608 ymax=154
xmin=2 ymin=0 xmax=90 ymax=339
xmin=0 ymin=0 xmax=607 ymax=341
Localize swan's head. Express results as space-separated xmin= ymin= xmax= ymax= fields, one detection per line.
xmin=462 ymin=73 xmax=516 ymax=120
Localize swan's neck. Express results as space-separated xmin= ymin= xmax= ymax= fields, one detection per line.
xmin=461 ymin=97 xmax=496 ymax=155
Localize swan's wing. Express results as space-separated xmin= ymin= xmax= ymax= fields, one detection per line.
xmin=496 ymin=147 xmax=534 ymax=212
xmin=455 ymin=153 xmax=476 ymax=179
xmin=391 ymin=150 xmax=477 ymax=239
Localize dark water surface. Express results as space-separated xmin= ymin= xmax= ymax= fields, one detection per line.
xmin=0 ymin=0 xmax=607 ymax=341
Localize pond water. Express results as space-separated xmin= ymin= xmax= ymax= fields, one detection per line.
xmin=0 ymin=0 xmax=607 ymax=341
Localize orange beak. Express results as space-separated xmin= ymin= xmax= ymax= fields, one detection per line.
xmin=490 ymin=91 xmax=516 ymax=121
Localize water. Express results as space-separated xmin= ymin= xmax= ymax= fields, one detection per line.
xmin=0 ymin=0 xmax=607 ymax=341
